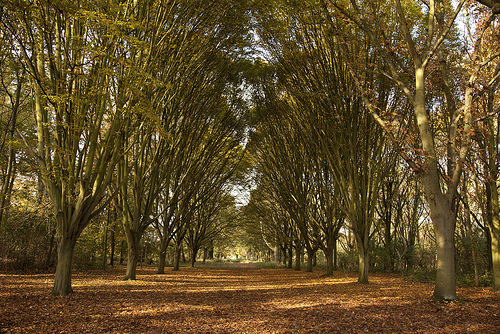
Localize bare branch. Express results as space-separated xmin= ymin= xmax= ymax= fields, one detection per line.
xmin=422 ymin=0 xmax=467 ymax=68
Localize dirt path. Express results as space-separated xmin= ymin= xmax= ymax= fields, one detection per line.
xmin=229 ymin=261 xmax=259 ymax=269
xmin=1 ymin=267 xmax=499 ymax=333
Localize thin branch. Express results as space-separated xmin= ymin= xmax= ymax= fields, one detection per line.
xmin=422 ymin=0 xmax=466 ymax=68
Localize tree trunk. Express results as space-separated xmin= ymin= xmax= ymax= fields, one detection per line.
xmin=157 ymin=239 xmax=168 ymax=274
xmin=431 ymin=203 xmax=457 ymax=301
xmin=190 ymin=247 xmax=199 ymax=267
xmin=492 ymin=231 xmax=500 ymax=290
xmin=51 ymin=235 xmax=78 ymax=295
xmin=102 ymin=224 xmax=107 ymax=270
xmin=156 ymin=242 xmax=167 ymax=274
xmin=109 ymin=226 xmax=115 ymax=267
xmin=119 ymin=240 xmax=125 ymax=265
xmin=354 ymin=229 xmax=370 ymax=284
xmin=158 ymin=250 xmax=167 ymax=274
xmin=287 ymin=243 xmax=293 ymax=269
xmin=109 ymin=209 xmax=117 ymax=267
xmin=356 ymin=240 xmax=369 ymax=284
xmin=124 ymin=232 xmax=140 ymax=280
xmin=294 ymin=242 xmax=301 ymax=271
xmin=325 ymin=241 xmax=334 ymax=277
xmin=45 ymin=227 xmax=56 ymax=268
xmin=173 ymin=243 xmax=182 ymax=271
xmin=203 ymin=247 xmax=208 ymax=264
xmin=333 ymin=238 xmax=338 ymax=271
xmin=306 ymin=246 xmax=314 ymax=272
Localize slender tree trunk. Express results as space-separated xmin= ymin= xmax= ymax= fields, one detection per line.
xmin=109 ymin=209 xmax=117 ymax=267
xmin=51 ymin=235 xmax=78 ymax=295
xmin=492 ymin=231 xmax=500 ymax=290
xmin=468 ymin=225 xmax=480 ymax=287
xmin=294 ymin=242 xmax=301 ymax=271
xmin=173 ymin=243 xmax=182 ymax=271
xmin=333 ymin=238 xmax=338 ymax=271
xmin=119 ymin=240 xmax=125 ymax=265
xmin=102 ymin=224 xmax=108 ymax=270
xmin=45 ymin=227 xmax=56 ymax=268
xmin=325 ymin=239 xmax=334 ymax=277
xmin=287 ymin=243 xmax=293 ymax=269
xmin=488 ymin=171 xmax=500 ymax=289
xmin=109 ymin=226 xmax=115 ymax=267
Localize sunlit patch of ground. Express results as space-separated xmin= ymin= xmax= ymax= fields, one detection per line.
xmin=1 ymin=266 xmax=499 ymax=333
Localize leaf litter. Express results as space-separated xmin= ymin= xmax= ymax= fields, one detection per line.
xmin=0 ymin=266 xmax=499 ymax=333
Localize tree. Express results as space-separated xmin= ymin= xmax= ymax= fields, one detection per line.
xmin=1 ymin=0 xmax=148 ymax=295
xmin=186 ymin=194 xmax=237 ymax=267
xmin=254 ymin=1 xmax=397 ymax=282
xmin=319 ymin=0 xmax=499 ymax=300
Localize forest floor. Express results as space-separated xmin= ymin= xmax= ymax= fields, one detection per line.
xmin=1 ymin=264 xmax=499 ymax=333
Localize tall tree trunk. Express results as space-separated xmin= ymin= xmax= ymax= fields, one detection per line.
xmin=173 ymin=243 xmax=182 ymax=271
xmin=109 ymin=208 xmax=117 ymax=267
xmin=325 ymin=237 xmax=334 ymax=276
xmin=488 ymin=177 xmax=500 ymax=290
xmin=306 ymin=246 xmax=314 ymax=272
xmin=333 ymin=238 xmax=338 ymax=271
xmin=157 ymin=239 xmax=168 ymax=274
xmin=124 ymin=231 xmax=140 ymax=280
xmin=119 ymin=240 xmax=125 ymax=265
xmin=190 ymin=246 xmax=199 ymax=267
xmin=486 ymin=100 xmax=500 ymax=290
xmin=102 ymin=222 xmax=108 ymax=270
xmin=355 ymin=234 xmax=369 ymax=284
xmin=45 ymin=227 xmax=56 ymax=268
xmin=287 ymin=243 xmax=293 ymax=269
xmin=492 ymin=231 xmax=500 ymax=290
xmin=431 ymin=200 xmax=457 ymax=300
xmin=294 ymin=242 xmax=301 ymax=271
xmin=51 ymin=235 xmax=78 ymax=295
xmin=109 ymin=226 xmax=115 ymax=267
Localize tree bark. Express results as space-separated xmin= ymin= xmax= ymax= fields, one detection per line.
xmin=102 ymin=224 xmax=108 ymax=270
xmin=124 ymin=232 xmax=140 ymax=280
xmin=355 ymin=235 xmax=369 ymax=284
xmin=294 ymin=242 xmax=301 ymax=271
xmin=333 ymin=238 xmax=338 ymax=271
xmin=51 ymin=235 xmax=78 ymax=295
xmin=190 ymin=247 xmax=199 ymax=267
xmin=492 ymin=231 xmax=500 ymax=290
xmin=173 ymin=243 xmax=182 ymax=271
xmin=109 ymin=226 xmax=115 ymax=267
xmin=430 ymin=199 xmax=457 ymax=300
xmin=287 ymin=243 xmax=293 ymax=269
xmin=157 ymin=240 xmax=168 ymax=274
xmin=45 ymin=227 xmax=56 ymax=268
xmin=306 ymin=246 xmax=314 ymax=272
xmin=325 ymin=238 xmax=334 ymax=276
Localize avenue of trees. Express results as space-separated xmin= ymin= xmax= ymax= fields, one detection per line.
xmin=0 ymin=0 xmax=499 ymax=302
